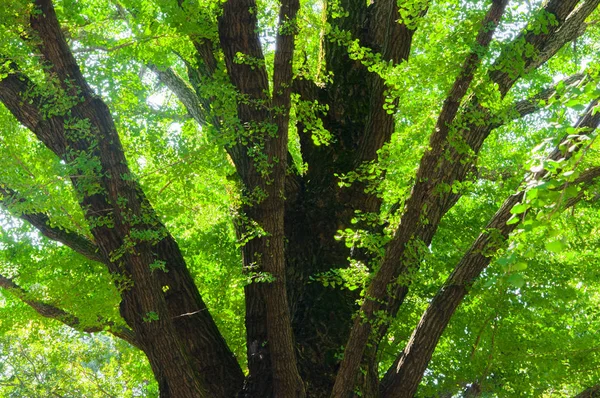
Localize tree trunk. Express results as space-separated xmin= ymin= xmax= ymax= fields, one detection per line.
xmin=2 ymin=0 xmax=600 ymax=397
xmin=575 ymin=386 xmax=600 ymax=398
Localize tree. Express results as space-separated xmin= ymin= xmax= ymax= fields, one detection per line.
xmin=1 ymin=0 xmax=600 ymax=396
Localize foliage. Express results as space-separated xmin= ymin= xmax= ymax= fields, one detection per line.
xmin=1 ymin=0 xmax=600 ymax=396
xmin=0 ymin=323 xmax=156 ymax=397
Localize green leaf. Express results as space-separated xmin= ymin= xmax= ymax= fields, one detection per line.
xmin=507 ymin=273 xmax=525 ymax=289
xmin=545 ymin=240 xmax=564 ymax=253
xmin=526 ymin=188 xmax=538 ymax=200
xmin=510 ymin=203 xmax=528 ymax=215
xmin=512 ymin=262 xmax=528 ymax=272
xmin=506 ymin=215 xmax=520 ymax=225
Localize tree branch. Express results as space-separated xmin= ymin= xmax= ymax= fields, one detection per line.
xmin=218 ymin=0 xmax=270 ymax=117
xmin=490 ymin=0 xmax=593 ymax=96
xmin=217 ymin=0 xmax=271 ymax=180
xmin=30 ymin=0 xmax=93 ymax=94
xmin=0 ymin=273 xmax=140 ymax=349
xmin=3 ymin=2 xmax=246 ymax=395
xmin=369 ymin=0 xmax=428 ymax=64
xmin=149 ymin=64 xmax=209 ymax=126
xmin=0 ymin=185 xmax=103 ymax=263
xmin=349 ymin=1 xmax=599 ymax=376
xmin=331 ymin=1 xmax=511 ymax=395
xmin=353 ymin=0 xmax=428 ymax=167
xmin=218 ymin=0 xmax=305 ymax=394
xmin=0 ymin=65 xmax=68 ymax=156
xmin=509 ymin=73 xmax=587 ymax=120
xmin=380 ymin=100 xmax=600 ymax=398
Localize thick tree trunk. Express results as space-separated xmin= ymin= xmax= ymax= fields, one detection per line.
xmin=3 ymin=0 xmax=600 ymax=397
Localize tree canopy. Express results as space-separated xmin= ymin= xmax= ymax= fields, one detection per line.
xmin=1 ymin=0 xmax=600 ymax=396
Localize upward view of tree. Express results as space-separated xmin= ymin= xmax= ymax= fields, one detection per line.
xmin=1 ymin=0 xmax=600 ymax=396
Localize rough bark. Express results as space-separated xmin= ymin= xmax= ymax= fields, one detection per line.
xmin=575 ymin=385 xmax=600 ymax=398
xmin=2 ymin=0 xmax=599 ymax=396
xmin=331 ymin=2 xmax=510 ymax=395
xmin=218 ymin=0 xmax=304 ymax=395
xmin=281 ymin=0 xmax=426 ymax=393
xmin=1 ymin=1 xmax=244 ymax=396
xmin=380 ymin=101 xmax=600 ymax=398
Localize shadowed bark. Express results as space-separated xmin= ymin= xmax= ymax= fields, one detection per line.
xmin=576 ymin=385 xmax=600 ymax=398
xmin=1 ymin=0 xmax=599 ymax=396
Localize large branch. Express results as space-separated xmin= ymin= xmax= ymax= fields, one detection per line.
xmin=0 ymin=185 xmax=102 ymax=263
xmin=150 ymin=2 xmax=307 ymax=393
xmin=265 ymin=0 xmax=307 ymax=396
xmin=0 ymin=273 xmax=139 ymax=349
xmin=217 ymin=0 xmax=271 ymax=180
xmin=331 ymin=2 xmax=510 ymax=395
xmin=353 ymin=0 xmax=428 ymax=167
xmin=380 ymin=102 xmax=600 ymax=398
xmin=510 ymin=73 xmax=587 ymax=120
xmin=29 ymin=0 xmax=94 ymax=95
xmin=2 ymin=1 xmax=246 ymax=395
xmin=0 ymin=67 xmax=244 ymax=397
xmin=344 ymin=0 xmax=598 ymax=370
xmin=218 ymin=0 xmax=305 ymax=395
xmin=218 ymin=0 xmax=270 ymax=122
xmin=0 ymin=66 xmax=67 ymax=156
xmin=491 ymin=0 xmax=594 ymax=95
xmin=375 ymin=0 xmax=599 ymax=338
xmin=369 ymin=0 xmax=428 ymax=64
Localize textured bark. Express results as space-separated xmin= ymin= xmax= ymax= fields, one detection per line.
xmin=331 ymin=2 xmax=510 ymax=395
xmin=151 ymin=0 xmax=599 ymax=395
xmin=380 ymin=101 xmax=600 ymax=398
xmin=218 ymin=0 xmax=304 ymax=395
xmin=1 ymin=1 xmax=244 ymax=396
xmin=279 ymin=1 xmax=426 ymax=393
xmin=2 ymin=0 xmax=599 ymax=396
xmin=575 ymin=385 xmax=600 ymax=398
xmin=356 ymin=0 xmax=425 ymax=166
